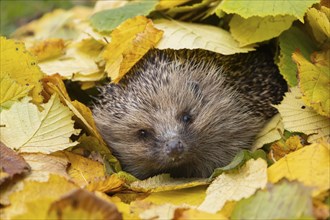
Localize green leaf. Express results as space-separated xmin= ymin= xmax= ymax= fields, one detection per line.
xmin=231 ymin=180 xmax=314 ymax=219
xmin=218 ymin=0 xmax=319 ymax=21
xmin=278 ymin=26 xmax=317 ymax=87
xmin=229 ymin=14 xmax=296 ymax=46
xmin=210 ymin=149 xmax=267 ymax=178
xmin=90 ymin=0 xmax=158 ymax=32
xmin=0 ymin=94 xmax=80 ymax=153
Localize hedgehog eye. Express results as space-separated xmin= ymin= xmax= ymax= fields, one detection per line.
xmin=138 ymin=129 xmax=149 ymax=139
xmin=182 ymin=114 xmax=192 ymax=124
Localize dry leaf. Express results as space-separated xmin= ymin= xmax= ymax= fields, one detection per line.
xmin=268 ymin=142 xmax=330 ymax=196
xmin=198 ymin=158 xmax=267 ymax=213
xmin=102 ymin=15 xmax=163 ymax=83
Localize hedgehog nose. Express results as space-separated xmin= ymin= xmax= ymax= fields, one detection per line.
xmin=165 ymin=139 xmax=184 ymax=159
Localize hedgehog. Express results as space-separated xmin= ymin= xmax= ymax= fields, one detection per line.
xmin=92 ymin=48 xmax=287 ymax=179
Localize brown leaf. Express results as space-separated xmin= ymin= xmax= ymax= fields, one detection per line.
xmin=48 ymin=188 xmax=122 ymax=220
xmin=0 ymin=142 xmax=30 ymax=185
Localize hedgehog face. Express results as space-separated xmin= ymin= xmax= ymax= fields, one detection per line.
xmin=93 ymin=51 xmax=265 ymax=179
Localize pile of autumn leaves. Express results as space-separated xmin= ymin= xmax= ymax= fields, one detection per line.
xmin=1 ymin=0 xmax=329 ymax=219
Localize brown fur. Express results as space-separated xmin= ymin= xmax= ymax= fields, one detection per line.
xmin=93 ymin=49 xmax=287 ymax=179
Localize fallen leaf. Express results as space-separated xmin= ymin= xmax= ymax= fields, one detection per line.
xmin=0 ymin=94 xmax=80 ymax=153
xmin=29 ymin=38 xmax=66 ymax=61
xmin=210 ymin=150 xmax=267 ymax=178
xmin=12 ymin=9 xmax=81 ymax=41
xmin=156 ymin=0 xmax=190 ymax=10
xmin=142 ymin=185 xmax=207 ymax=207
xmin=21 ymin=153 xmax=70 ymax=181
xmin=0 ymin=36 xmax=44 ymax=104
xmin=231 ymin=180 xmax=314 ymax=219
xmin=38 ymin=42 xmax=101 ymax=79
xmin=252 ymin=114 xmax=284 ymax=150
xmin=0 ymin=73 xmax=33 ymax=110
xmin=48 ymin=188 xmax=122 ymax=220
xmin=102 ymin=15 xmax=163 ymax=83
xmin=0 ymin=142 xmax=30 ymax=185
xmin=293 ymin=49 xmax=330 ymax=117
xmin=229 ymin=14 xmax=296 ymax=47
xmin=139 ymin=203 xmax=189 ymax=220
xmin=306 ymin=7 xmax=330 ymax=47
xmin=198 ymin=158 xmax=267 ymax=213
xmin=268 ymin=142 xmax=330 ymax=196
xmin=218 ymin=0 xmax=318 ymax=21
xmin=60 ymin=151 xmax=105 ymax=187
xmin=268 ymin=135 xmax=305 ymax=162
xmin=174 ymin=208 xmax=227 ymax=220
xmin=2 ymin=175 xmax=78 ymax=219
xmin=92 ymin=0 xmax=129 ymax=13
xmin=274 ymin=87 xmax=330 ymax=142
xmin=278 ymin=26 xmax=317 ymax=87
xmin=154 ymin=19 xmax=255 ymax=54
xmin=90 ymin=0 xmax=158 ymax=32
xmin=86 ymin=174 xmax=125 ymax=193
xmin=130 ymin=174 xmax=209 ymax=193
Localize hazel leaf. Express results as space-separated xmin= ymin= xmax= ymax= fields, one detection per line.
xmin=218 ymin=0 xmax=319 ymax=21
xmin=0 ymin=94 xmax=80 ymax=153
xmin=268 ymin=142 xmax=330 ymax=196
xmin=154 ymin=18 xmax=255 ymax=54
xmin=199 ymin=158 xmax=267 ymax=213
xmin=90 ymin=0 xmax=158 ymax=32
xmin=293 ymin=49 xmax=330 ymax=118
xmin=274 ymin=87 xmax=330 ymax=142
xmin=231 ymin=180 xmax=314 ymax=219
xmin=229 ymin=14 xmax=296 ymax=47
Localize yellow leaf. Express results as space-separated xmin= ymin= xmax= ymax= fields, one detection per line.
xmin=293 ymin=49 xmax=330 ymax=117
xmin=156 ymin=0 xmax=190 ymax=10
xmin=42 ymin=75 xmax=121 ymax=172
xmin=175 ymin=208 xmax=227 ymax=220
xmin=0 ymin=73 xmax=33 ymax=109
xmin=274 ymin=87 xmax=330 ymax=142
xmin=38 ymin=42 xmax=101 ymax=79
xmin=130 ymin=174 xmax=209 ymax=193
xmin=252 ymin=114 xmax=284 ymax=150
xmin=60 ymin=151 xmax=105 ymax=187
xmin=268 ymin=142 xmax=330 ymax=196
xmin=0 ymin=37 xmax=44 ymax=104
xmin=142 ymin=185 xmax=207 ymax=207
xmin=0 ymin=94 xmax=80 ymax=153
xmin=12 ymin=9 xmax=83 ymax=41
xmin=154 ymin=19 xmax=255 ymax=54
xmin=102 ymin=15 xmax=163 ymax=83
xmin=42 ymin=74 xmax=106 ymax=144
xmin=198 ymin=158 xmax=267 ymax=213
xmin=86 ymin=174 xmax=124 ymax=193
xmin=2 ymin=175 xmax=78 ymax=219
xmin=306 ymin=7 xmax=330 ymax=46
xmin=29 ymin=38 xmax=66 ymax=61
xmin=48 ymin=189 xmax=122 ymax=219
xmin=268 ymin=135 xmax=304 ymax=162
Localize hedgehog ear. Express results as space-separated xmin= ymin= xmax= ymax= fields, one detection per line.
xmin=188 ymin=81 xmax=201 ymax=96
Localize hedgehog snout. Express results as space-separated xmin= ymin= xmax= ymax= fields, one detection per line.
xmin=164 ymin=139 xmax=186 ymax=161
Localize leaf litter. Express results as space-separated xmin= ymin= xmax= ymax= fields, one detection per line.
xmin=1 ymin=0 xmax=329 ymax=219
